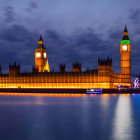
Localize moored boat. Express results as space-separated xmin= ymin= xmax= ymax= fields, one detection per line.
xmin=86 ymin=88 xmax=102 ymax=94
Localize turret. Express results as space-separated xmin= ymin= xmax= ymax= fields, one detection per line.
xmin=9 ymin=62 xmax=20 ymax=76
xmin=72 ymin=62 xmax=81 ymax=72
xmin=59 ymin=64 xmax=66 ymax=72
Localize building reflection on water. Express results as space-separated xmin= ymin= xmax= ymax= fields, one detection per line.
xmin=100 ymin=94 xmax=111 ymax=107
xmin=112 ymin=94 xmax=134 ymax=140
xmin=0 ymin=93 xmax=86 ymax=97
xmin=0 ymin=93 xmax=87 ymax=105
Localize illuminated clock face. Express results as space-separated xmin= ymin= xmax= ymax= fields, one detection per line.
xmin=122 ymin=45 xmax=127 ymax=50
xmin=36 ymin=52 xmax=41 ymax=58
xmin=43 ymin=53 xmax=47 ymax=58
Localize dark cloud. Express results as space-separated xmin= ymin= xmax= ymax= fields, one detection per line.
xmin=26 ymin=1 xmax=38 ymax=13
xmin=3 ymin=6 xmax=16 ymax=23
xmin=0 ymin=21 xmax=137 ymax=76
xmin=0 ymin=25 xmax=32 ymax=42
xmin=129 ymin=9 xmax=140 ymax=24
xmin=0 ymin=24 xmax=119 ymax=73
xmin=109 ymin=31 xmax=122 ymax=41
xmin=45 ymin=28 xmax=121 ymax=72
xmin=30 ymin=2 xmax=37 ymax=9
xmin=0 ymin=24 xmax=38 ymax=73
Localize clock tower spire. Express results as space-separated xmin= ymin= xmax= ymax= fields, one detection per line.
xmin=120 ymin=24 xmax=131 ymax=84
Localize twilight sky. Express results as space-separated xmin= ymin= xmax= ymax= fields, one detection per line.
xmin=0 ymin=0 xmax=140 ymax=75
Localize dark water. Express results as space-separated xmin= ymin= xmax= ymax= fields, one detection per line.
xmin=0 ymin=94 xmax=140 ymax=140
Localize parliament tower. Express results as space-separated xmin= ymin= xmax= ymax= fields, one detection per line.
xmin=120 ymin=25 xmax=131 ymax=83
xmin=35 ymin=35 xmax=50 ymax=72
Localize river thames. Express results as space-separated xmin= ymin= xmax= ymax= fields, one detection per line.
xmin=0 ymin=93 xmax=140 ymax=140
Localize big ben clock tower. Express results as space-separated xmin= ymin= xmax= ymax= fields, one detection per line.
xmin=120 ymin=24 xmax=131 ymax=83
xmin=35 ymin=35 xmax=50 ymax=72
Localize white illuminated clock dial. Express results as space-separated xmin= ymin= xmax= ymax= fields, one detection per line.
xmin=122 ymin=45 xmax=127 ymax=50
xmin=43 ymin=53 xmax=47 ymax=58
xmin=36 ymin=52 xmax=41 ymax=58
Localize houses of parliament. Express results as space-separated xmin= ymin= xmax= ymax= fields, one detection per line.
xmin=0 ymin=25 xmax=131 ymax=89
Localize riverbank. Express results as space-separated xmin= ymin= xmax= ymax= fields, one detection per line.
xmin=0 ymin=88 xmax=139 ymax=94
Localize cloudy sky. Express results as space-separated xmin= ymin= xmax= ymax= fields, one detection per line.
xmin=0 ymin=0 xmax=140 ymax=75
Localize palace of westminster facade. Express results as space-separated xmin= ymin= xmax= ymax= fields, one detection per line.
xmin=0 ymin=25 xmax=131 ymax=89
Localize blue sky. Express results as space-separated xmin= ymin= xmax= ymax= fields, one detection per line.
xmin=0 ymin=0 xmax=140 ymax=75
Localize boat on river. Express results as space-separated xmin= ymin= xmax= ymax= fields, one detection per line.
xmin=86 ymin=88 xmax=102 ymax=94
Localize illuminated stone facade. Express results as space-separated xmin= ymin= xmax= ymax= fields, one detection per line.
xmin=0 ymin=25 xmax=131 ymax=89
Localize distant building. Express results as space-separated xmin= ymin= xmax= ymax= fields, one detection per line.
xmin=0 ymin=25 xmax=131 ymax=88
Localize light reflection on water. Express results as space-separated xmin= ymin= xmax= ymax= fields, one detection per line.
xmin=0 ymin=93 xmax=139 ymax=140
xmin=112 ymin=95 xmax=134 ymax=140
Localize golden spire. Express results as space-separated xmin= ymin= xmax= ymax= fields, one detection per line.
xmin=44 ymin=59 xmax=50 ymax=72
